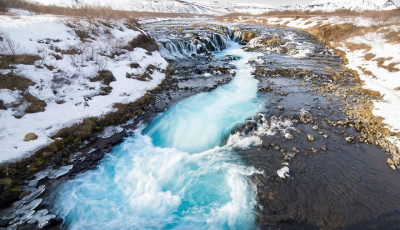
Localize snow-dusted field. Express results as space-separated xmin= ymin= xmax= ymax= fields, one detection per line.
xmin=0 ymin=9 xmax=168 ymax=163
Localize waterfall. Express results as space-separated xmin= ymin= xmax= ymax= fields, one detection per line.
xmin=158 ymin=27 xmax=240 ymax=60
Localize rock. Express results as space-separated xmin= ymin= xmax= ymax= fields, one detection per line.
xmin=278 ymin=106 xmax=284 ymax=111
xmin=312 ymin=125 xmax=318 ymax=130
xmin=24 ymin=133 xmax=37 ymax=142
xmin=322 ymin=146 xmax=327 ymax=151
xmin=311 ymin=147 xmax=318 ymax=154
xmin=284 ymin=133 xmax=293 ymax=140
xmin=307 ymin=134 xmax=314 ymax=141
xmin=292 ymin=147 xmax=299 ymax=153
xmin=323 ymin=134 xmax=328 ymax=139
xmin=387 ymin=158 xmax=396 ymax=171
xmin=337 ymin=121 xmax=344 ymax=126
xmin=346 ymin=136 xmax=355 ymax=143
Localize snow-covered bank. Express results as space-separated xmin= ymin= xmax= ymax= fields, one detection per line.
xmin=0 ymin=10 xmax=168 ymax=163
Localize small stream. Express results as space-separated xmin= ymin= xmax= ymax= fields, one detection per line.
xmin=52 ymin=42 xmax=265 ymax=229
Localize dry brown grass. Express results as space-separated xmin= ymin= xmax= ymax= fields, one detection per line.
xmin=122 ymin=34 xmax=159 ymax=52
xmin=359 ymin=66 xmax=376 ymax=78
xmin=383 ymin=31 xmax=400 ymax=44
xmin=23 ymin=93 xmax=47 ymax=113
xmin=345 ymin=42 xmax=372 ymax=52
xmin=304 ymin=20 xmax=313 ymax=25
xmin=0 ymin=54 xmax=40 ymax=69
xmin=306 ymin=24 xmax=362 ymax=43
xmin=374 ymin=57 xmax=400 ymax=72
xmin=0 ymin=74 xmax=35 ymax=91
xmin=54 ymin=47 xmax=82 ymax=55
xmin=362 ymin=8 xmax=400 ymax=22
xmin=90 ymin=70 xmax=115 ymax=85
xmin=364 ymin=53 xmax=376 ymax=61
xmin=0 ymin=100 xmax=6 ymax=110
xmin=388 ymin=62 xmax=400 ymax=72
xmin=363 ymin=88 xmax=382 ymax=98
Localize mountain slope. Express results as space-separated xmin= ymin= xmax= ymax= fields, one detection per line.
xmin=26 ymin=0 xmax=274 ymax=15
xmin=25 ymin=0 xmax=400 ymax=16
xmin=184 ymin=0 xmax=274 ymax=14
xmin=282 ymin=0 xmax=398 ymax=11
xmin=26 ymin=0 xmax=225 ymax=14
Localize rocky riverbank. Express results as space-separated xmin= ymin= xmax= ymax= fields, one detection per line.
xmin=219 ymin=21 xmax=400 ymax=229
xmin=219 ymin=12 xmax=400 ymax=171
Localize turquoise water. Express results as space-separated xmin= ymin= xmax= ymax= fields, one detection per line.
xmin=52 ymin=42 xmax=264 ymax=230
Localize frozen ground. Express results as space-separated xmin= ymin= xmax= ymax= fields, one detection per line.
xmin=0 ymin=9 xmax=168 ymax=163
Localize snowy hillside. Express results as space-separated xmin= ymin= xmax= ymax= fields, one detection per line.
xmin=26 ymin=0 xmax=274 ymax=15
xmin=26 ymin=0 xmax=224 ymax=14
xmin=25 ymin=0 xmax=398 ymax=14
xmin=281 ymin=0 xmax=398 ymax=11
xmin=0 ymin=9 xmax=168 ymax=163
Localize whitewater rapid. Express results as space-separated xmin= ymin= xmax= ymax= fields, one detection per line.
xmin=52 ymin=42 xmax=264 ymax=229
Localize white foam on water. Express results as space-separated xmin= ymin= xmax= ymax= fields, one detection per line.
xmin=53 ymin=131 xmax=259 ymax=229
xmin=226 ymin=115 xmax=296 ymax=149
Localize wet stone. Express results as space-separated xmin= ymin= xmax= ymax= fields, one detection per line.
xmin=284 ymin=133 xmax=293 ymax=140
xmin=346 ymin=136 xmax=355 ymax=143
